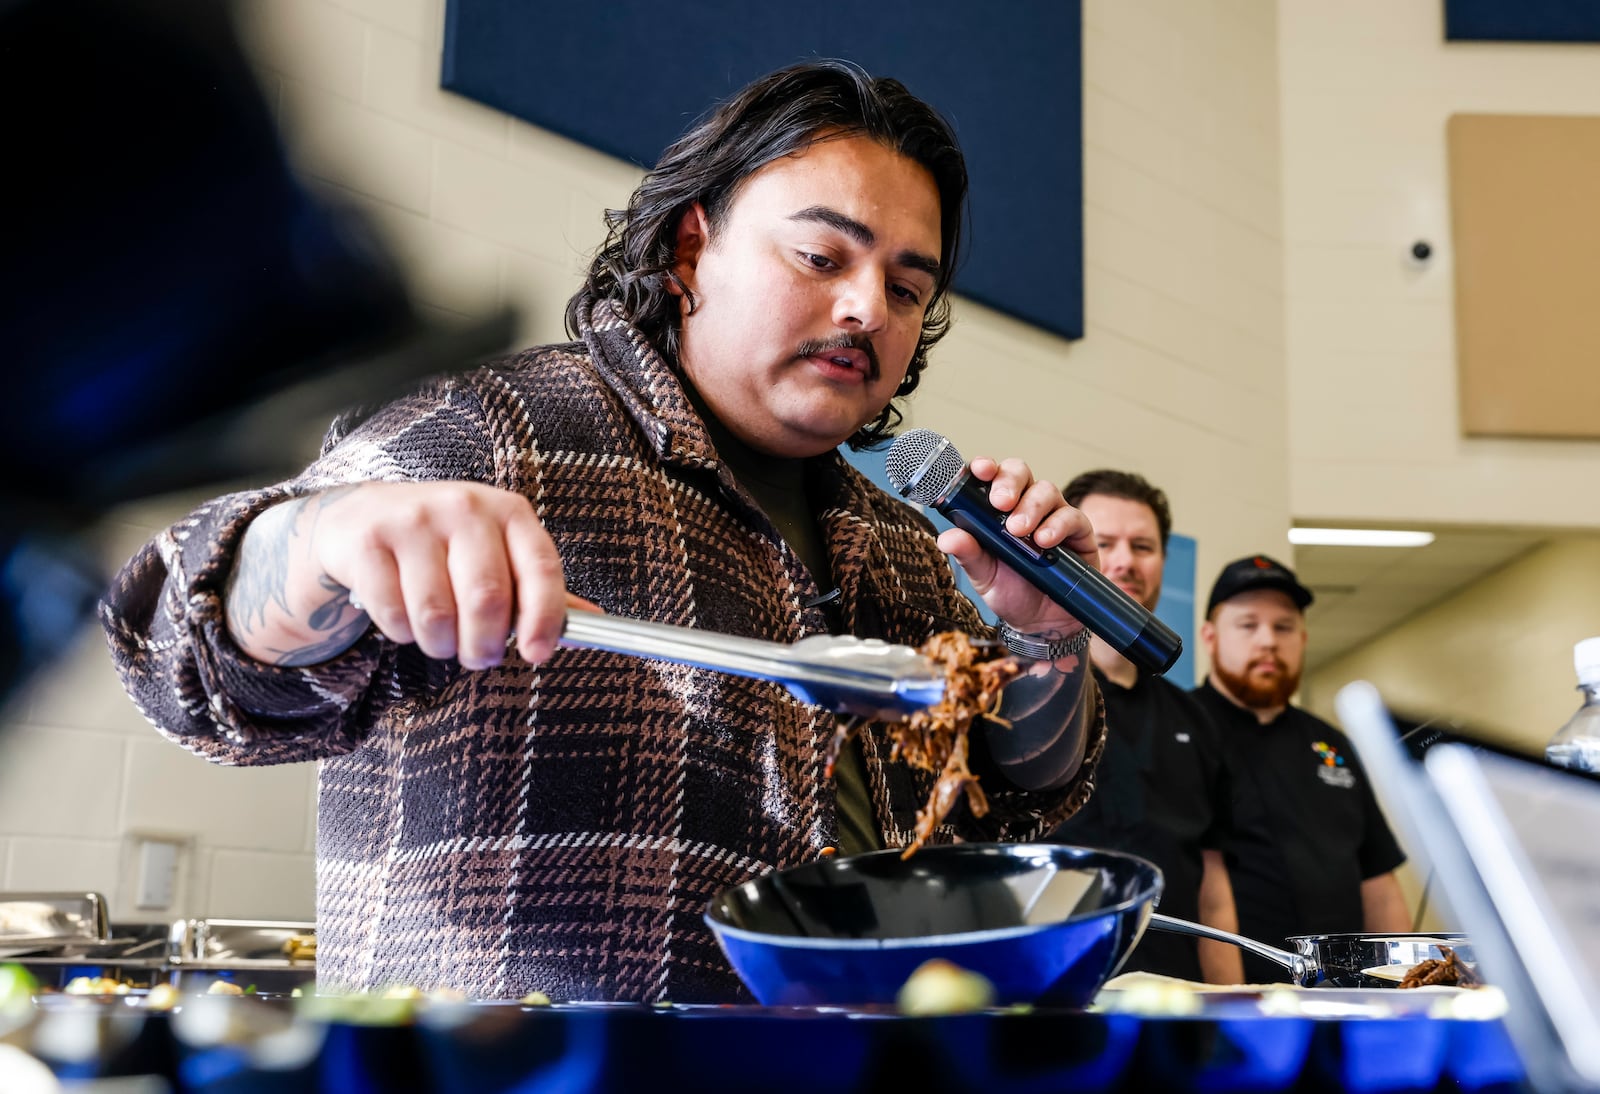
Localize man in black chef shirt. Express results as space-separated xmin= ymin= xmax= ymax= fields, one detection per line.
xmin=1193 ymin=555 xmax=1411 ymax=984
xmin=1049 ymin=471 xmax=1244 ymax=983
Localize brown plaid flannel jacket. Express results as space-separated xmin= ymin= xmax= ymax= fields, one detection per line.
xmin=101 ymin=297 xmax=1101 ymax=1002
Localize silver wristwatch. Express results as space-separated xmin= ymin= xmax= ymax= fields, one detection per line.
xmin=996 ymin=622 xmax=1091 ymax=661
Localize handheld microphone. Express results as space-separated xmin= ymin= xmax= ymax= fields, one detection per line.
xmin=885 ymin=429 xmax=1183 ymax=676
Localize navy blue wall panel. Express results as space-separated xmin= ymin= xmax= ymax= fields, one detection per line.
xmin=441 ymin=0 xmax=1084 ymax=340
xmin=1445 ymin=0 xmax=1600 ymax=42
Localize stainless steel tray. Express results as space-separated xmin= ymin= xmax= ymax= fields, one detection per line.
xmin=168 ymin=917 xmax=316 ymax=966
xmin=19 ymin=918 xmax=317 ymax=996
xmin=13 ymin=920 xmax=170 ymax=991
xmin=0 ymin=892 xmax=111 ymax=956
xmin=165 ymin=919 xmax=317 ymax=994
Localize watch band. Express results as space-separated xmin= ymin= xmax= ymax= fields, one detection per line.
xmin=996 ymin=622 xmax=1091 ymax=662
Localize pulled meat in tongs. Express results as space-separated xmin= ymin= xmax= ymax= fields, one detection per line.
xmin=558 ymin=613 xmax=1021 ymax=859
xmin=824 ymin=631 xmax=1021 ymax=858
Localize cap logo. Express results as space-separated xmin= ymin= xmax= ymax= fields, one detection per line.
xmin=1253 ymin=557 xmax=1272 ymax=569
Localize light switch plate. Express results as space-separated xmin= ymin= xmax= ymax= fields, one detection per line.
xmin=135 ymin=838 xmax=181 ymax=910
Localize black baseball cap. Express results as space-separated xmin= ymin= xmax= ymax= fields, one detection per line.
xmin=1206 ymin=554 xmax=1315 ymax=615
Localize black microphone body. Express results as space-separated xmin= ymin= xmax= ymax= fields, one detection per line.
xmin=885 ymin=430 xmax=1183 ymax=676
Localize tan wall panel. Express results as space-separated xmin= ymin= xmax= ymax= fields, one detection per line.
xmin=1449 ymin=114 xmax=1600 ymax=439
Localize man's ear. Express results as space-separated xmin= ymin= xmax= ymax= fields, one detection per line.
xmin=669 ymin=202 xmax=711 ymax=296
xmin=1199 ymin=619 xmax=1216 ymax=651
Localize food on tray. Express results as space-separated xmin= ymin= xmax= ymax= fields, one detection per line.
xmin=295 ymin=990 xmax=419 ymax=1026
xmin=520 ymin=990 xmax=553 ymax=1006
xmin=896 ymin=958 xmax=996 ymax=1015
xmin=145 ymin=983 xmax=181 ymax=1011
xmin=290 ymin=983 xmax=474 ymax=1025
xmin=374 ymin=985 xmax=467 ymax=998
xmin=0 ymin=964 xmax=37 ymax=1025
xmin=1094 ymin=972 xmax=1216 ymax=1016
xmin=1398 ymin=945 xmax=1482 ymax=988
xmin=281 ymin=933 xmax=317 ymax=961
xmin=1096 ymin=970 xmax=1508 ymax=1021
xmin=207 ymin=980 xmax=246 ymax=996
xmin=64 ymin=976 xmax=131 ymax=995
xmin=1427 ymin=984 xmax=1507 ymax=1019
xmin=824 ymin=630 xmax=1021 ymax=858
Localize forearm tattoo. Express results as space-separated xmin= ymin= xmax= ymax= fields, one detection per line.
xmin=984 ymin=640 xmax=1098 ymax=791
xmin=273 ymin=572 xmax=370 ymax=667
xmin=226 ymin=487 xmax=370 ymax=667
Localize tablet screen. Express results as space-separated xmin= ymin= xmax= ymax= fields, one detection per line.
xmin=1426 ymin=742 xmax=1600 ymax=1083
xmin=1335 ymin=680 xmax=1600 ymax=1091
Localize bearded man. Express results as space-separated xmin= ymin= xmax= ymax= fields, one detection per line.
xmin=1192 ymin=555 xmax=1410 ymax=984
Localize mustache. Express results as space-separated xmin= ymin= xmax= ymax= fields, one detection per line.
xmin=796 ymin=334 xmax=880 ymax=382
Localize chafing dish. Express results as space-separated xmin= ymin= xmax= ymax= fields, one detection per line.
xmin=3 ymin=903 xmax=316 ymax=995
xmin=165 ymin=918 xmax=317 ymax=993
xmin=0 ymin=892 xmax=111 ymax=957
xmin=14 ymin=921 xmax=172 ymax=990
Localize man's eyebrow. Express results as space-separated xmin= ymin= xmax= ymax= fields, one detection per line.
xmin=789 ymin=205 xmax=941 ymax=279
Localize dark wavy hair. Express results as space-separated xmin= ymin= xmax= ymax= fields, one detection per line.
xmin=1063 ymin=469 xmax=1174 ymax=550
xmin=564 ymin=59 xmax=968 ymax=450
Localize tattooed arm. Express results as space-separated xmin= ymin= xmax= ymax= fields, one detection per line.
xmin=224 ymin=481 xmax=573 ymax=670
xmin=982 ymin=637 xmax=1099 ymax=791
xmin=226 ymin=488 xmax=370 ymax=667
xmin=934 ymin=454 xmax=1103 ymax=794
xmin=101 ymin=382 xmax=581 ymax=763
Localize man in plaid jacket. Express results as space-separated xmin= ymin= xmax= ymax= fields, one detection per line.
xmin=102 ymin=60 xmax=1105 ymax=1003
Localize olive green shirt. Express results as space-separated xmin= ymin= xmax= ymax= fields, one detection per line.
xmin=690 ymin=392 xmax=882 ymax=855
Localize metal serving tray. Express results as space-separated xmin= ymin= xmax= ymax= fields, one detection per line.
xmin=0 ymin=892 xmax=112 ymax=956
xmin=168 ymin=917 xmax=316 ymax=965
xmin=13 ymin=921 xmax=173 ymax=990
xmin=165 ymin=918 xmax=317 ymax=993
xmin=12 ymin=915 xmax=317 ymax=994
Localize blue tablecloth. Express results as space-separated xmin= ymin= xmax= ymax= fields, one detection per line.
xmin=26 ymin=1000 xmax=1527 ymax=1094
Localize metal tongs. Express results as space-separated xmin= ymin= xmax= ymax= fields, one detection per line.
xmin=559 ymin=610 xmax=945 ymax=720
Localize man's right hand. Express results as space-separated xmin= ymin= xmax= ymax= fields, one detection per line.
xmin=225 ymin=482 xmax=579 ymax=670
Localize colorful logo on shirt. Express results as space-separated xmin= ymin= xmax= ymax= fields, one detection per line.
xmin=1313 ymin=740 xmax=1356 ymax=789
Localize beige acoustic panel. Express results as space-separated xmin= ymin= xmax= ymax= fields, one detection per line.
xmin=1448 ymin=114 xmax=1600 ymax=439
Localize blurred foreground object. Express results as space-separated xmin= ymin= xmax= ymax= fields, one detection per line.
xmin=896 ymin=959 xmax=996 ymax=1016
xmin=0 ymin=0 xmax=514 ymax=699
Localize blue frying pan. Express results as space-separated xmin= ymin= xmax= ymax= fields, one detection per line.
xmin=705 ymin=843 xmax=1162 ymax=1008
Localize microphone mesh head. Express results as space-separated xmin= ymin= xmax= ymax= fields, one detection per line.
xmin=885 ymin=429 xmax=965 ymax=505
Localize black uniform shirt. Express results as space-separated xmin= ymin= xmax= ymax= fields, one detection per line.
xmin=1193 ymin=681 xmax=1407 ymax=983
xmin=1051 ymin=668 xmax=1230 ymax=981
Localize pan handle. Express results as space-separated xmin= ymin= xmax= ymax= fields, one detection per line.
xmin=1146 ymin=912 xmax=1319 ymax=985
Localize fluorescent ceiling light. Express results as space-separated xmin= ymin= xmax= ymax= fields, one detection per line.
xmin=1289 ymin=528 xmax=1436 ymax=548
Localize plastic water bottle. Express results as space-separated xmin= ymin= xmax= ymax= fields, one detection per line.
xmin=1545 ymin=636 xmax=1600 ymax=772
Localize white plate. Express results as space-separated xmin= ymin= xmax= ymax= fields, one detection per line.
xmin=1361 ymin=964 xmax=1412 ymax=983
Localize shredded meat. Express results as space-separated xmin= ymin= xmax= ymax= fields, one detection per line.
xmin=1398 ymin=945 xmax=1483 ymax=988
xmin=823 ymin=631 xmax=1021 ymax=859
